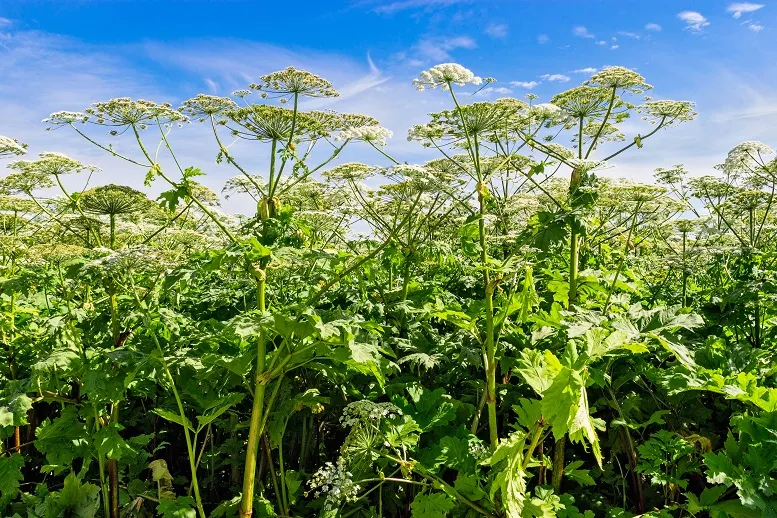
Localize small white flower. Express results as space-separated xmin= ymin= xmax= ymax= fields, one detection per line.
xmin=336 ymin=125 xmax=393 ymax=146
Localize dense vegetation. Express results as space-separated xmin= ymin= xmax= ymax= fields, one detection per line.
xmin=1 ymin=63 xmax=776 ymax=518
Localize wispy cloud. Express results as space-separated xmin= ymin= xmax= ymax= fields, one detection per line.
xmin=611 ymin=44 xmax=620 ymax=49
xmin=485 ymin=23 xmax=508 ymax=39
xmin=371 ymin=0 xmax=467 ymax=14
xmin=413 ymin=35 xmax=477 ymax=61
xmin=645 ymin=23 xmax=662 ymax=31
xmin=678 ymin=11 xmax=710 ymax=32
xmin=540 ymin=73 xmax=571 ymax=82
xmin=537 ymin=34 xmax=549 ymax=44
xmin=748 ymin=22 xmax=765 ymax=31
xmin=0 ymin=17 xmax=12 ymax=26
xmin=572 ymin=26 xmax=595 ymax=38
xmin=573 ymin=67 xmax=598 ymax=74
xmin=618 ymin=31 xmax=641 ymax=39
xmin=596 ymin=40 xmax=607 ymax=46
xmin=474 ymin=86 xmax=512 ymax=96
xmin=727 ymin=2 xmax=765 ymax=18
xmin=510 ymin=80 xmax=540 ymax=89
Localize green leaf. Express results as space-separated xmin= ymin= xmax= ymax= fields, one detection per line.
xmin=94 ymin=424 xmax=136 ymax=461
xmin=453 ymin=474 xmax=487 ymax=502
xmin=0 ymin=393 xmax=32 ymax=428
xmin=153 ymin=408 xmax=194 ymax=431
xmin=515 ymin=350 xmax=562 ymax=395
xmin=35 ymin=406 xmax=91 ymax=470
xmin=57 ymin=473 xmax=101 ymax=518
xmin=196 ymin=393 xmax=245 ymax=429
xmin=410 ymin=492 xmax=456 ymax=518
xmin=489 ymin=432 xmax=528 ymax=518
xmin=0 ymin=454 xmax=24 ymax=502
xmin=157 ymin=496 xmax=197 ymax=518
xmin=541 ymin=366 xmax=603 ymax=467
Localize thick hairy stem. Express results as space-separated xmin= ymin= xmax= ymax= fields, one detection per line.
xmin=477 ymin=179 xmax=498 ymax=449
xmin=108 ymin=404 xmax=120 ymax=518
xmin=94 ymin=407 xmax=112 ymax=518
xmin=568 ymin=231 xmax=580 ymax=306
xmin=552 ymin=436 xmax=566 ymax=493
xmin=109 ymin=213 xmax=116 ymax=249
xmin=240 ymin=274 xmax=268 ymax=517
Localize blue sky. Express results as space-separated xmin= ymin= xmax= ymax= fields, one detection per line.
xmin=1 ymin=0 xmax=776 ymax=213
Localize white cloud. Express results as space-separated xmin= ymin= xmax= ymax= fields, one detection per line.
xmin=474 ymin=86 xmax=512 ymax=96
xmin=485 ymin=23 xmax=508 ymax=39
xmin=727 ymin=2 xmax=765 ymax=18
xmin=596 ymin=40 xmax=607 ymax=46
xmin=618 ymin=31 xmax=641 ymax=39
xmin=540 ymin=73 xmax=571 ymax=82
xmin=0 ymin=17 xmax=12 ymax=26
xmin=611 ymin=45 xmax=620 ymax=49
xmin=748 ymin=22 xmax=765 ymax=31
xmin=572 ymin=26 xmax=595 ymax=38
xmin=413 ymin=35 xmax=477 ymax=61
xmin=537 ymin=34 xmax=549 ymax=44
xmin=573 ymin=67 xmax=598 ymax=74
xmin=645 ymin=23 xmax=663 ymax=31
xmin=678 ymin=11 xmax=710 ymax=32
xmin=372 ymin=0 xmax=467 ymax=14
xmin=510 ymin=80 xmax=540 ymax=89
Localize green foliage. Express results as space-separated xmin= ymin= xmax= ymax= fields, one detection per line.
xmin=1 ymin=59 xmax=773 ymax=518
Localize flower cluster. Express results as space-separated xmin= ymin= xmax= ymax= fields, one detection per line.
xmin=336 ymin=125 xmax=393 ymax=146
xmin=0 ymin=135 xmax=28 ymax=157
xmin=531 ymin=103 xmax=564 ymax=120
xmin=26 ymin=244 xmax=89 ymax=264
xmin=567 ymin=158 xmax=609 ymax=173
xmin=586 ymin=66 xmax=652 ymax=94
xmin=42 ymin=111 xmax=89 ymax=126
xmin=80 ymin=184 xmax=153 ymax=216
xmin=9 ymin=152 xmax=99 ymax=176
xmin=250 ymin=67 xmax=340 ymax=98
xmin=82 ymin=98 xmax=188 ymax=129
xmin=226 ymin=105 xmax=328 ymax=142
xmin=639 ymin=100 xmax=697 ymax=125
xmin=179 ymin=94 xmax=238 ymax=121
xmin=340 ymin=400 xmax=402 ymax=428
xmin=722 ymin=141 xmax=775 ymax=173
xmin=413 ymin=63 xmax=483 ymax=91
xmin=0 ymin=171 xmax=55 ymax=195
xmin=322 ymin=162 xmax=376 ymax=183
xmin=307 ymin=457 xmax=361 ymax=510
xmin=85 ymin=245 xmax=170 ymax=275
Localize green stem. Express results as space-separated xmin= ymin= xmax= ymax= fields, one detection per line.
xmin=240 ymin=274 xmax=267 ymax=517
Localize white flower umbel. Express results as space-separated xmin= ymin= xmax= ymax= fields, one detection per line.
xmin=336 ymin=125 xmax=393 ymax=146
xmin=42 ymin=111 xmax=89 ymax=126
xmin=567 ymin=157 xmax=609 ymax=173
xmin=723 ymin=141 xmax=775 ymax=173
xmin=0 ymin=135 xmax=27 ymax=158
xmin=413 ymin=63 xmax=484 ymax=91
xmin=340 ymin=400 xmax=402 ymax=428
xmin=9 ymin=152 xmax=99 ymax=176
xmin=307 ymin=457 xmax=361 ymax=510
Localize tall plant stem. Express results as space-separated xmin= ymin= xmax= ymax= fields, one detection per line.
xmin=552 ymin=437 xmax=566 ymax=493
xmin=108 ymin=403 xmax=120 ymax=518
xmin=240 ymin=273 xmax=267 ymax=517
xmin=94 ymin=406 xmax=112 ymax=518
xmin=448 ymin=84 xmax=499 ymax=449
xmin=159 ymin=356 xmax=206 ymax=518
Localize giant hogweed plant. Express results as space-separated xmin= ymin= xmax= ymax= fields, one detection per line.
xmin=3 ymin=62 xmax=777 ymax=518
